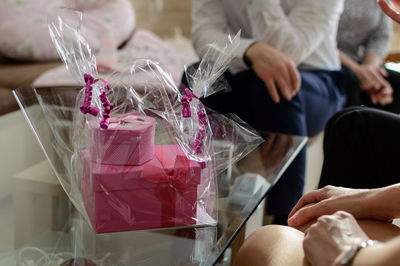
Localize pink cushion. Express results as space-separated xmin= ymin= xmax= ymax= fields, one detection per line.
xmin=0 ymin=0 xmax=135 ymax=61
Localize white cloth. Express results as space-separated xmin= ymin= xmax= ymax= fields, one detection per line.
xmin=192 ymin=0 xmax=344 ymax=73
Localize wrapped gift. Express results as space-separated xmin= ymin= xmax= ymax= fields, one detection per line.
xmin=89 ymin=113 xmax=156 ymax=165
xmin=81 ymin=144 xmax=201 ymax=233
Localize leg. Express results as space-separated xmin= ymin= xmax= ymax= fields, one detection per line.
xmin=234 ymin=220 xmax=400 ymax=266
xmin=183 ymin=68 xmax=309 ymax=222
xmin=223 ymin=70 xmax=307 ymax=223
xmin=182 ymin=67 xmax=346 ymax=223
xmin=298 ymin=70 xmax=347 ymax=137
xmin=265 ymin=70 xmax=347 ymax=222
xmin=319 ymin=106 xmax=400 ymax=189
xmin=233 ymin=225 xmax=307 ymax=266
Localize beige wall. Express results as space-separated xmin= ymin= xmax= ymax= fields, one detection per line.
xmin=130 ymin=0 xmax=192 ymax=38
xmin=389 ymin=23 xmax=400 ymax=53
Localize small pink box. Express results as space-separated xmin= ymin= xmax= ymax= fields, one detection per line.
xmin=81 ymin=145 xmax=201 ymax=234
xmin=89 ymin=113 xmax=155 ymax=166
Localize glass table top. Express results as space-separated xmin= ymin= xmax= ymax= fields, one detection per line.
xmin=0 ymin=86 xmax=307 ymax=265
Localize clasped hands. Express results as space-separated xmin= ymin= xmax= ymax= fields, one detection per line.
xmin=288 ymin=185 xmax=394 ymax=265
xmin=354 ymin=64 xmax=393 ymax=105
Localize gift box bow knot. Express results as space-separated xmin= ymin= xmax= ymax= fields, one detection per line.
xmin=141 ymin=155 xmax=191 ymax=195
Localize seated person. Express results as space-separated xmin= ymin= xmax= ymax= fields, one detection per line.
xmin=234 ymin=183 xmax=400 ymax=265
xmin=234 ymin=5 xmax=400 ymax=263
xmin=187 ymin=0 xmax=347 ymax=224
xmin=337 ymin=0 xmax=400 ymax=113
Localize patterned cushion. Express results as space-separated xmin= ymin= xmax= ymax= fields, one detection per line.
xmin=0 ymin=0 xmax=135 ymax=61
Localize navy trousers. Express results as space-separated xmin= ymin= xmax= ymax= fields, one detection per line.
xmin=183 ymin=67 xmax=347 ymax=222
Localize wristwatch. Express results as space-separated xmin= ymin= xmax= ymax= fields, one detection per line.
xmin=339 ymin=240 xmax=381 ymax=266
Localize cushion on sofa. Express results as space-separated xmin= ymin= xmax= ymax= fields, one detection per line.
xmin=0 ymin=0 xmax=135 ymax=61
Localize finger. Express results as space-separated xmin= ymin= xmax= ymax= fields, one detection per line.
xmin=276 ymin=76 xmax=292 ymax=101
xmin=378 ymin=0 xmax=400 ymax=24
xmin=369 ymin=72 xmax=387 ymax=90
xmin=370 ymin=93 xmax=378 ymax=104
xmin=376 ymin=83 xmax=394 ymax=105
xmin=265 ymin=78 xmax=280 ymax=103
xmin=288 ymin=190 xmax=324 ymax=219
xmin=381 ymin=84 xmax=393 ymax=95
xmin=379 ymin=67 xmax=388 ymax=78
xmin=288 ymin=201 xmax=333 ymax=227
xmin=288 ymin=62 xmax=301 ymax=96
xmin=359 ymin=75 xmax=375 ymax=91
xmin=379 ymin=94 xmax=393 ymax=105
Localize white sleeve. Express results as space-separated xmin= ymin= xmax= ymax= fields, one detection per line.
xmin=192 ymin=0 xmax=256 ymax=71
xmin=248 ymin=0 xmax=344 ymax=65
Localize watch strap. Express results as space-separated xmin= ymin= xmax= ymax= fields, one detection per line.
xmin=339 ymin=240 xmax=380 ymax=266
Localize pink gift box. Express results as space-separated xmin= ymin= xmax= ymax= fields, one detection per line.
xmin=89 ymin=113 xmax=155 ymax=165
xmin=81 ymin=144 xmax=201 ymax=234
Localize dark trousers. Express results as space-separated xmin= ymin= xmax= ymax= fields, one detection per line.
xmin=342 ymin=65 xmax=400 ymax=114
xmin=319 ymin=106 xmax=400 ymax=189
xmin=183 ymin=67 xmax=347 ymax=221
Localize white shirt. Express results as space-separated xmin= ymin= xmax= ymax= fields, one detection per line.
xmin=192 ymin=0 xmax=344 ymax=73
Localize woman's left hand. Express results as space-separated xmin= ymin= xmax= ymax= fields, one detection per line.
xmin=303 ymin=211 xmax=370 ymax=266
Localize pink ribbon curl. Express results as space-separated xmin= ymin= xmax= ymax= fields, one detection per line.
xmin=80 ymin=73 xmax=114 ymax=129
xmin=180 ymin=88 xmax=208 ymax=155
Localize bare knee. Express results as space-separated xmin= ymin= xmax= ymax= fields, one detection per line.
xmin=234 ymin=225 xmax=304 ymax=266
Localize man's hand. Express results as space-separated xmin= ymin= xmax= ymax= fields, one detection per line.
xmin=303 ymin=211 xmax=370 ymax=266
xmin=245 ymin=42 xmax=300 ymax=103
xmin=354 ymin=64 xmax=393 ymax=105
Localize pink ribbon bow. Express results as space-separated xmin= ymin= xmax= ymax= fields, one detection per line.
xmin=180 ymin=88 xmax=208 ymax=155
xmin=80 ymin=73 xmax=114 ymax=129
xmin=141 ymin=155 xmax=192 ymax=225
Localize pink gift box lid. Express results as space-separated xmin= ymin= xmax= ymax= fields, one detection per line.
xmin=89 ymin=113 xmax=155 ymax=144
xmin=84 ymin=145 xmax=201 ymax=192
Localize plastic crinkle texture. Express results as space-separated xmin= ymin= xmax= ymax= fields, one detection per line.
xmin=12 ymin=7 xmax=266 ymax=235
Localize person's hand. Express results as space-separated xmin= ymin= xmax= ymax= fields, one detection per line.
xmin=288 ymin=186 xmax=374 ymax=227
xmin=303 ymin=211 xmax=370 ymax=266
xmin=259 ymin=134 xmax=294 ymax=171
xmin=354 ymin=64 xmax=394 ymax=105
xmin=368 ymin=85 xmax=393 ymax=105
xmin=245 ymin=42 xmax=300 ymax=103
xmin=378 ymin=0 xmax=400 ymax=24
xmin=236 ymin=134 xmax=294 ymax=178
